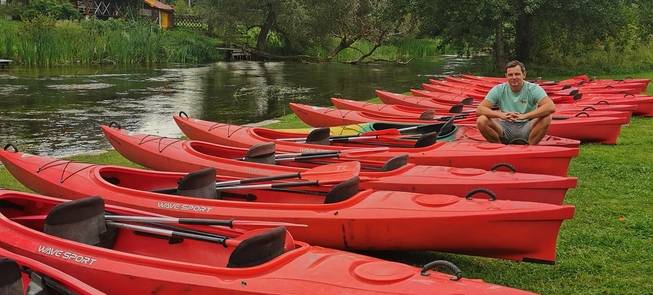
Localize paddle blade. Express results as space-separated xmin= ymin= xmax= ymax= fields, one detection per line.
xmin=299 ymin=161 xmax=361 ymax=183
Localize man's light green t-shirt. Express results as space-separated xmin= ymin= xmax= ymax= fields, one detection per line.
xmin=485 ymin=81 xmax=547 ymax=114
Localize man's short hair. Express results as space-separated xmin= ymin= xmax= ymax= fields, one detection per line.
xmin=505 ymin=60 xmax=526 ymax=73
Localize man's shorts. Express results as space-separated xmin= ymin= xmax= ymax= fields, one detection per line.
xmin=495 ymin=119 xmax=534 ymax=144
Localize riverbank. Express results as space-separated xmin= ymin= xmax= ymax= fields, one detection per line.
xmin=0 ymin=18 xmax=221 ymax=65
xmin=1 ymin=73 xmax=652 ymax=293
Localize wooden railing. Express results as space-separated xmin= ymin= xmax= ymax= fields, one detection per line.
xmin=175 ymin=15 xmax=207 ymax=30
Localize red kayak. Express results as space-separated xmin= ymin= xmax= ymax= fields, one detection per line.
xmin=0 ymin=191 xmax=535 ymax=294
xmin=0 ymin=151 xmax=575 ymax=263
xmin=101 ymin=125 xmax=577 ymax=204
xmin=377 ymin=90 xmax=638 ymax=113
xmin=338 ymin=121 xmax=580 ymax=148
xmin=459 ymin=74 xmax=650 ymax=93
xmin=289 ymin=103 xmax=476 ymax=127
xmin=0 ymin=247 xmax=104 ymax=295
xmin=332 ymin=97 xmax=631 ymax=122
xmin=290 ymin=102 xmax=628 ymax=144
xmin=173 ymin=114 xmax=579 ymax=176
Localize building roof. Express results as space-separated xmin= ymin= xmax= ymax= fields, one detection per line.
xmin=144 ymin=0 xmax=174 ymax=12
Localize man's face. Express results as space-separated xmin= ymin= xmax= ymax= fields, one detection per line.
xmin=506 ymin=65 xmax=525 ymax=89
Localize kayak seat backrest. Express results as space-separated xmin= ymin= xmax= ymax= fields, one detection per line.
xmin=227 ymin=226 xmax=286 ymax=268
xmin=305 ymin=128 xmax=331 ymax=145
xmin=44 ymin=196 xmax=117 ymax=249
xmin=382 ymin=154 xmax=409 ymax=171
xmin=27 ymin=271 xmax=69 ymax=295
xmin=414 ymin=132 xmax=438 ymax=148
xmin=244 ymin=143 xmax=276 ymax=164
xmin=324 ymin=176 xmax=360 ymax=204
xmin=177 ymin=167 xmax=218 ymax=199
xmin=0 ymin=258 xmax=23 ymax=295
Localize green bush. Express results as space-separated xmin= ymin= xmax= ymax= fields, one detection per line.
xmin=20 ymin=0 xmax=81 ymax=21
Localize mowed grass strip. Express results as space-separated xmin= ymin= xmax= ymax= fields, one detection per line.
xmin=1 ymin=74 xmax=652 ymax=294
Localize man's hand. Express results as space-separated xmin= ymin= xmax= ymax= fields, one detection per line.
xmin=500 ymin=112 xmax=520 ymax=122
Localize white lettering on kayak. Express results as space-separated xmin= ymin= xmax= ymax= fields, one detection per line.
xmin=156 ymin=201 xmax=212 ymax=213
xmin=37 ymin=245 xmax=97 ymax=265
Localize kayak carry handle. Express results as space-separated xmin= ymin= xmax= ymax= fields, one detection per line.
xmin=3 ymin=144 xmax=17 ymax=152
xmin=575 ymin=111 xmax=590 ymax=117
xmin=596 ymin=100 xmax=609 ymax=105
xmin=108 ymin=122 xmax=121 ymax=129
xmin=490 ymin=163 xmax=516 ymax=173
xmin=179 ymin=111 xmax=189 ymax=118
xmin=420 ymin=260 xmax=462 ymax=281
xmin=465 ymin=188 xmax=497 ymax=201
xmin=582 ymin=106 xmax=597 ymax=111
xmin=624 ymin=94 xmax=635 ymax=98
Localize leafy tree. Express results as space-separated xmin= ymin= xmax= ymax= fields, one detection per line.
xmin=19 ymin=0 xmax=81 ymax=20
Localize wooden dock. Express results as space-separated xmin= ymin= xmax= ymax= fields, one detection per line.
xmin=0 ymin=59 xmax=12 ymax=68
xmin=216 ymin=48 xmax=252 ymax=61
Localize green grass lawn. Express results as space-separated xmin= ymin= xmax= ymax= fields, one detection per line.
xmin=1 ymin=73 xmax=652 ymax=294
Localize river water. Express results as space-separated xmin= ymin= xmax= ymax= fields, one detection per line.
xmin=0 ymin=56 xmax=483 ymax=156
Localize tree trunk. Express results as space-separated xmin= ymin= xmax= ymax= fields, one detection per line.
xmin=256 ymin=7 xmax=276 ymax=51
xmin=515 ymin=2 xmax=531 ymax=62
xmin=494 ymin=22 xmax=506 ymax=72
xmin=327 ymin=35 xmax=360 ymax=60
xmin=353 ymin=30 xmax=388 ymax=64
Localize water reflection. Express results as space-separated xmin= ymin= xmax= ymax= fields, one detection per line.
xmin=0 ymin=56 xmax=484 ymax=156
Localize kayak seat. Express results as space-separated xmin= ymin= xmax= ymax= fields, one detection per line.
xmin=382 ymin=154 xmax=408 ymax=171
xmin=44 ymin=196 xmax=117 ymax=249
xmin=415 ymin=132 xmax=438 ymax=148
xmin=244 ymin=143 xmax=276 ymax=164
xmin=324 ymin=176 xmax=360 ymax=204
xmin=227 ymin=226 xmax=286 ymax=268
xmin=305 ymin=128 xmax=331 ymax=145
xmin=177 ymin=167 xmax=219 ymax=199
xmin=0 ymin=258 xmax=23 ymax=295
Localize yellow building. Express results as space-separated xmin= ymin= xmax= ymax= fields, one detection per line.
xmin=143 ymin=0 xmax=174 ymax=29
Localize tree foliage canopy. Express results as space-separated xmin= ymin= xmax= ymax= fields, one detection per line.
xmin=195 ymin=0 xmax=653 ymax=70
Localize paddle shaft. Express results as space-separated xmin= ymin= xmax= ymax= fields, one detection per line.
xmin=107 ymin=221 xmax=230 ymax=245
xmin=215 ymin=173 xmax=301 ymax=187
xmin=216 ymin=180 xmax=319 ymax=191
xmin=105 ymin=215 xmax=307 ymax=228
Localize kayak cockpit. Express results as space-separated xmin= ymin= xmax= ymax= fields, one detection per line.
xmin=98 ymin=166 xmax=361 ymax=205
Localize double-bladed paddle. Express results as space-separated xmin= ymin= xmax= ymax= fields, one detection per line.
xmin=214 ymin=161 xmax=360 ymax=188
xmin=105 ymin=215 xmax=307 ymax=228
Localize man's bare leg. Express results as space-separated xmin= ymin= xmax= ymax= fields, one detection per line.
xmin=528 ymin=114 xmax=552 ymax=144
xmin=476 ymin=115 xmax=503 ymax=143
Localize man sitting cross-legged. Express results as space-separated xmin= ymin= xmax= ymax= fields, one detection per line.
xmin=475 ymin=60 xmax=556 ymax=145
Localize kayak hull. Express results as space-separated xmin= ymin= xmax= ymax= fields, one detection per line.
xmin=173 ymin=116 xmax=579 ymax=176
xmin=101 ymin=126 xmax=577 ymax=204
xmin=0 ymin=150 xmax=574 ymax=263
xmin=291 ymin=102 xmax=627 ymax=144
xmin=0 ymin=191 xmax=536 ymax=294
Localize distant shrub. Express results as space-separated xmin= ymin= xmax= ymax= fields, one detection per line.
xmin=20 ymin=0 xmax=82 ymax=21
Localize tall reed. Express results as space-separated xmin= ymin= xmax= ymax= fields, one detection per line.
xmin=0 ymin=17 xmax=220 ymax=66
